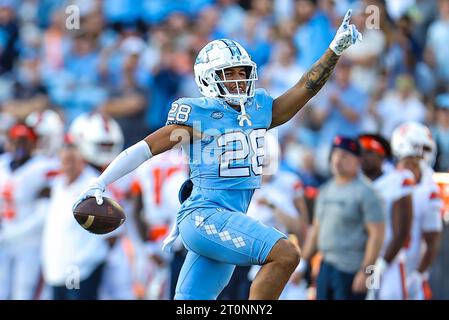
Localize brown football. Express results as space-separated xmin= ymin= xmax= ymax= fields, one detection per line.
xmin=73 ymin=197 xmax=126 ymax=234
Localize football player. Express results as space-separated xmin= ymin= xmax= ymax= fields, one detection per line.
xmin=25 ymin=109 xmax=64 ymax=159
xmin=390 ymin=122 xmax=443 ymax=300
xmin=131 ymin=149 xmax=188 ymax=299
xmin=358 ymin=133 xmax=414 ymax=299
xmin=0 ymin=124 xmax=58 ymax=299
xmin=74 ymin=10 xmax=362 ymax=300
xmin=24 ymin=109 xmax=65 ymax=299
xmin=247 ymin=132 xmax=309 ymax=300
xmin=68 ymin=113 xmax=135 ymax=300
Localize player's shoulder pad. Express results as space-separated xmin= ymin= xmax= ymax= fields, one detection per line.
xmin=173 ymin=96 xmax=206 ymax=108
xmin=166 ymin=97 xmax=216 ymax=127
xmin=380 ymin=168 xmax=415 ymax=187
xmin=398 ymin=169 xmax=416 ymax=187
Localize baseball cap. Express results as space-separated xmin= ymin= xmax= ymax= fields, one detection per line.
xmin=332 ymin=136 xmax=361 ymax=157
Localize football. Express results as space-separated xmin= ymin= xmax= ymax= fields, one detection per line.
xmin=73 ymin=197 xmax=126 ymax=234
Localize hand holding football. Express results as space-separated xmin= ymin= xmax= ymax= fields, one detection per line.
xmin=73 ymin=197 xmax=125 ymax=234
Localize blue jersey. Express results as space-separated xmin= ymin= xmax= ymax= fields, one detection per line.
xmin=166 ymin=88 xmax=274 ymax=214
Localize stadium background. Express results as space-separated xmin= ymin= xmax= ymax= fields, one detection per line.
xmin=0 ymin=0 xmax=449 ymax=299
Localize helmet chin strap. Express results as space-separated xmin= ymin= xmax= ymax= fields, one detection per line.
xmin=237 ymin=99 xmax=252 ymax=127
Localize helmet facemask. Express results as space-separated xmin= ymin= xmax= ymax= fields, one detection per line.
xmin=212 ymin=64 xmax=258 ymax=106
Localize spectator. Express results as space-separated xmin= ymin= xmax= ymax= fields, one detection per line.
xmin=248 ymin=0 xmax=275 ymax=40
xmin=216 ymin=0 xmax=246 ymax=37
xmin=375 ymin=74 xmax=427 ymax=138
xmin=103 ymin=0 xmax=141 ymax=26
xmin=344 ymin=5 xmax=387 ymax=94
xmin=2 ymin=56 xmax=49 ymax=121
xmin=296 ymin=136 xmax=385 ymax=300
xmin=145 ymin=42 xmax=182 ymax=133
xmin=273 ymin=0 xmax=295 ymax=24
xmin=313 ymin=58 xmax=368 ymax=145
xmin=260 ymin=39 xmax=305 ymax=99
xmin=384 ymin=15 xmax=423 ymax=88
xmin=0 ymin=1 xmax=19 ymax=75
xmin=100 ymin=36 xmax=149 ymax=148
xmin=233 ymin=11 xmax=272 ymax=68
xmin=407 ymin=0 xmax=438 ymax=49
xmin=40 ymin=9 xmax=69 ymax=78
xmin=432 ymin=93 xmax=449 ymax=171
xmin=41 ymin=140 xmax=109 ymax=300
xmin=195 ymin=5 xmax=227 ymax=42
xmin=292 ymin=0 xmax=334 ymax=70
xmin=53 ymin=31 xmax=106 ymax=124
xmin=425 ymin=0 xmax=449 ymax=90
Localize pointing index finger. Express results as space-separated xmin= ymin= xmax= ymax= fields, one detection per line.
xmin=342 ymin=9 xmax=352 ymax=27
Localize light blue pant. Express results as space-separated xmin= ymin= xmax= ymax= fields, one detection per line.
xmin=175 ymin=207 xmax=286 ymax=300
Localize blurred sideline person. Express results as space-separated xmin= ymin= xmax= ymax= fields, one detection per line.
xmin=131 ymin=149 xmax=188 ymax=299
xmin=24 ymin=109 xmax=65 ymax=299
xmin=160 ymin=167 xmax=189 ymax=299
xmin=68 ymin=112 xmax=135 ymax=300
xmin=358 ymin=133 xmax=414 ymax=300
xmin=247 ymin=132 xmax=309 ymax=300
xmin=296 ymin=136 xmax=385 ymax=300
xmin=25 ymin=109 xmax=64 ymax=159
xmin=0 ymin=124 xmax=58 ymax=299
xmin=390 ymin=122 xmax=443 ymax=300
xmin=41 ymin=137 xmax=110 ymax=300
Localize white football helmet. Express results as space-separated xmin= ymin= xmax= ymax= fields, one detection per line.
xmin=26 ymin=109 xmax=64 ymax=157
xmin=391 ymin=122 xmax=436 ymax=163
xmin=69 ymin=112 xmax=124 ymax=167
xmin=194 ymin=39 xmax=257 ymax=125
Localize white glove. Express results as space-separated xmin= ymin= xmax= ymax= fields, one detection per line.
xmin=407 ymin=271 xmax=426 ymax=300
xmin=329 ymin=9 xmax=363 ymax=56
xmin=72 ymin=178 xmax=106 ymax=211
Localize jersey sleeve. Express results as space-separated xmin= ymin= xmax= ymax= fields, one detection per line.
xmin=397 ymin=170 xmax=415 ymax=199
xmin=422 ymin=187 xmax=443 ymax=232
xmin=165 ymin=98 xmax=197 ymax=127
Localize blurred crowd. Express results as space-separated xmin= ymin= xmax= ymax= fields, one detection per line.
xmin=1 ymin=0 xmax=449 ymax=175
xmin=0 ymin=0 xmax=449 ymax=300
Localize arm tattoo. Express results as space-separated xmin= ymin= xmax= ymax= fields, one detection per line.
xmin=301 ymin=49 xmax=340 ymax=94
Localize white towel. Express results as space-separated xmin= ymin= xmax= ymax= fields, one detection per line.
xmin=162 ymin=221 xmax=180 ymax=253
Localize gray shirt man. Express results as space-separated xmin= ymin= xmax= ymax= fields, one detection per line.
xmin=315 ymin=174 xmax=385 ymax=273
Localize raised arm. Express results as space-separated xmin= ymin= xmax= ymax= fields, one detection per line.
xmin=72 ymin=124 xmax=194 ymax=209
xmin=270 ymin=9 xmax=362 ymax=128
